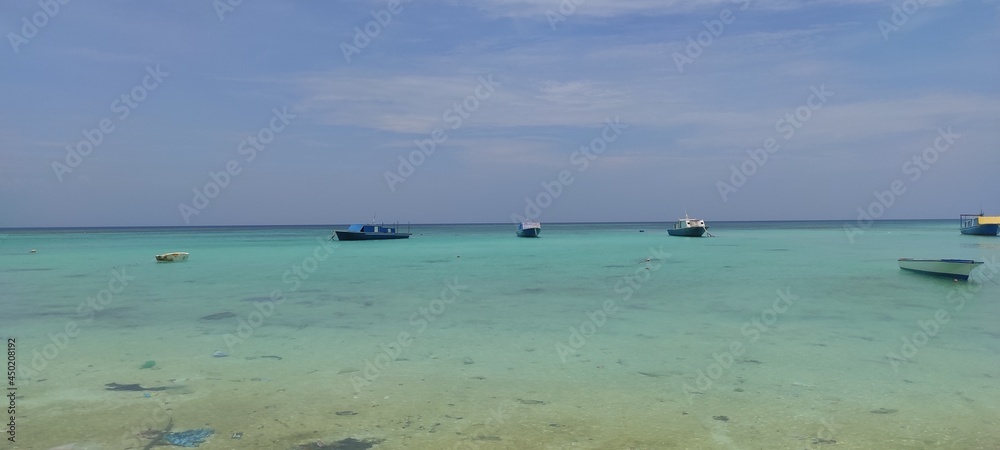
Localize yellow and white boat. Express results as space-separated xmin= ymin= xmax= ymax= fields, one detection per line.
xmin=155 ymin=252 xmax=189 ymax=262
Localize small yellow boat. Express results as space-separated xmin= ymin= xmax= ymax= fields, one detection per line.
xmin=155 ymin=252 xmax=189 ymax=262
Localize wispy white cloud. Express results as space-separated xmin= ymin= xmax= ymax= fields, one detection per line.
xmin=673 ymin=92 xmax=1000 ymax=152
xmin=292 ymin=56 xmax=1000 ymax=168
xmin=457 ymin=0 xmax=939 ymax=19
xmin=293 ymin=72 xmax=637 ymax=132
xmin=450 ymin=137 xmax=568 ymax=166
xmin=2 ymin=0 xmax=997 ymax=225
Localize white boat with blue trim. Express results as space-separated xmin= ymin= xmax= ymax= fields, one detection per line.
xmin=897 ymin=258 xmax=983 ymax=280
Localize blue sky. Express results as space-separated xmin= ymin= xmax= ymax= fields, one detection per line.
xmin=2 ymin=0 xmax=999 ymax=227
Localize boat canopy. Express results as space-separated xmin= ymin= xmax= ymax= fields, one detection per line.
xmin=976 ymin=216 xmax=1000 ymax=225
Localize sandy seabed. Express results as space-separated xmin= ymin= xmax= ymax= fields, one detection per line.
xmin=13 ymin=321 xmax=1000 ymax=450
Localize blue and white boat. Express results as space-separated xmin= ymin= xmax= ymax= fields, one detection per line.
xmin=898 ymin=258 xmax=983 ymax=280
xmin=517 ymin=222 xmax=541 ymax=238
xmin=960 ymin=213 xmax=1000 ymax=236
xmin=334 ymin=222 xmax=411 ymax=241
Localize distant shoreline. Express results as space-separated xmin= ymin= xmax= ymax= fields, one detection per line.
xmin=0 ymin=218 xmax=959 ymax=231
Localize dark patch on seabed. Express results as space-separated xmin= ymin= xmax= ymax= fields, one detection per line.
xmin=20 ymin=309 xmax=75 ymax=318
xmin=292 ymin=437 xmax=384 ymax=450
xmin=473 ymin=435 xmax=502 ymax=441
xmin=422 ymin=258 xmax=453 ymax=264
xmin=94 ymin=306 xmax=137 ymax=319
xmin=200 ymin=311 xmax=237 ymax=320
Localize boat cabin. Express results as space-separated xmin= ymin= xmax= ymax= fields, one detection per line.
xmin=347 ymin=223 xmax=400 ymax=234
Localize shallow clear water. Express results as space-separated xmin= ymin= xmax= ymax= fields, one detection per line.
xmin=2 ymin=221 xmax=999 ymax=449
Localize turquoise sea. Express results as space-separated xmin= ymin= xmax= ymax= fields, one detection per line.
xmin=2 ymin=221 xmax=999 ymax=449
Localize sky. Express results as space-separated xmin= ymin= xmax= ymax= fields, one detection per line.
xmin=1 ymin=0 xmax=999 ymax=227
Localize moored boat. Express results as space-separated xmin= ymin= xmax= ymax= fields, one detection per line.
xmin=667 ymin=215 xmax=707 ymax=237
xmin=897 ymin=258 xmax=983 ymax=280
xmin=960 ymin=213 xmax=1000 ymax=236
xmin=155 ymin=252 xmax=189 ymax=262
xmin=334 ymin=223 xmax=411 ymax=241
xmin=516 ymin=221 xmax=541 ymax=237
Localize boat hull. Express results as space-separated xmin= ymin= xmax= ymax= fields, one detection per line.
xmin=961 ymin=224 xmax=999 ymax=236
xmin=898 ymin=258 xmax=983 ymax=280
xmin=667 ymin=227 xmax=707 ymax=237
xmin=516 ymin=228 xmax=540 ymax=237
xmin=155 ymin=252 xmax=189 ymax=262
xmin=335 ymin=231 xmax=411 ymax=241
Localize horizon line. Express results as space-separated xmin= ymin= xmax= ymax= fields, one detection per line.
xmin=0 ymin=218 xmax=962 ymax=230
